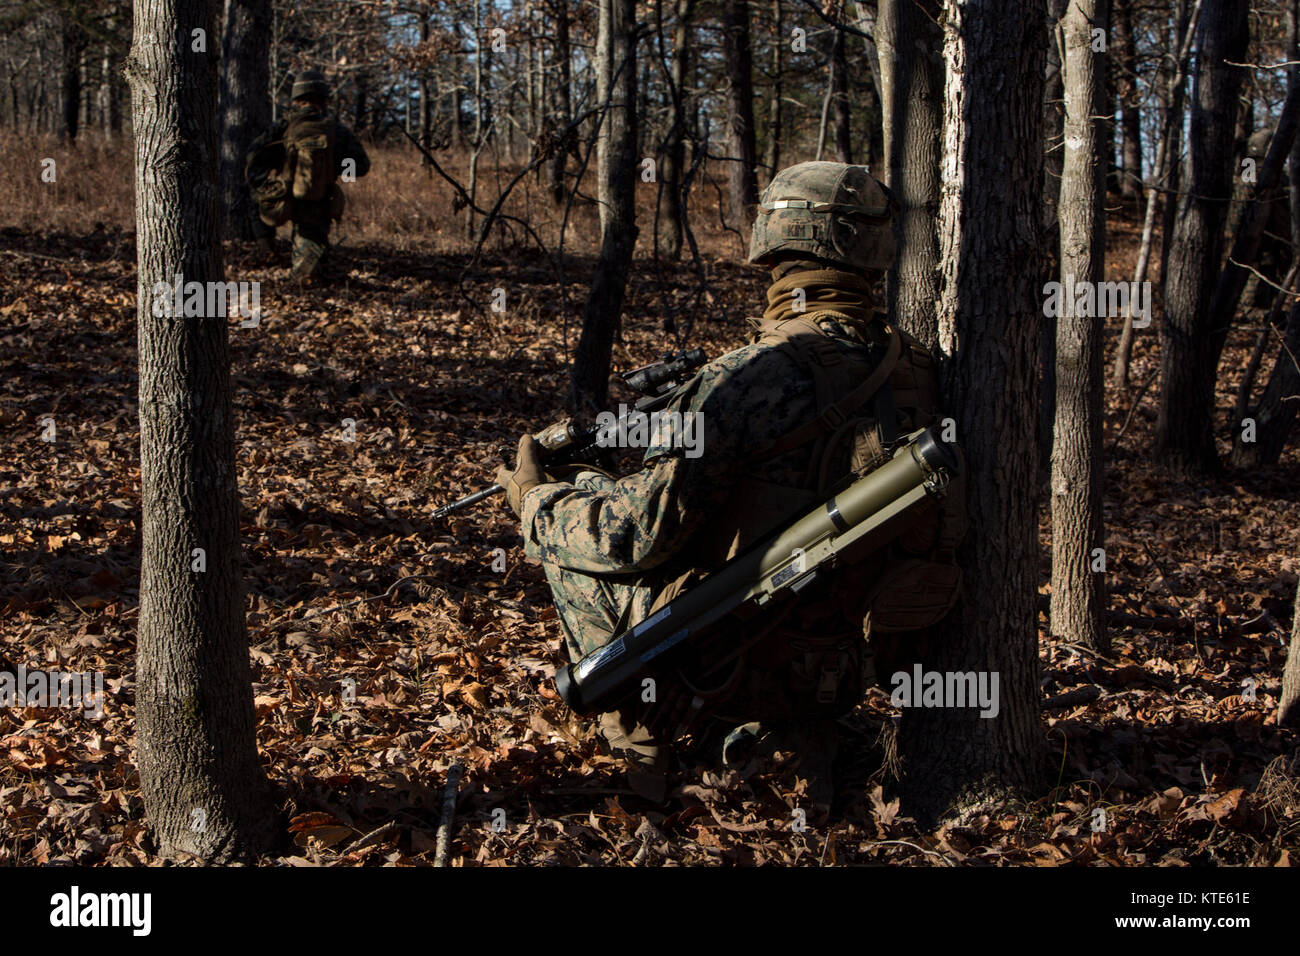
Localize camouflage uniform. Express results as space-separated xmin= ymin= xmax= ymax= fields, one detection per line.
xmin=245 ymin=103 xmax=370 ymax=280
xmin=522 ymin=313 xmax=888 ymax=664
xmin=506 ymin=163 xmax=957 ymax=788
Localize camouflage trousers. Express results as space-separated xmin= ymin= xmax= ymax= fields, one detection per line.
xmin=540 ymin=471 xmax=672 ymax=757
xmin=249 ymin=199 xmax=331 ymax=280
xmin=541 ymin=471 xmax=662 ymax=662
xmin=289 ymin=221 xmax=329 ymax=279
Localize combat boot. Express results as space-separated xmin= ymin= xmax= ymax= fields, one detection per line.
xmin=597 ymin=709 xmax=670 ymax=802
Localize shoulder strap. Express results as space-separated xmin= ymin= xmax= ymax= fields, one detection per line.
xmin=753 ymin=322 xmax=902 ymax=463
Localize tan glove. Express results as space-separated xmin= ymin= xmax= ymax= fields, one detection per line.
xmin=495 ymin=434 xmax=546 ymax=517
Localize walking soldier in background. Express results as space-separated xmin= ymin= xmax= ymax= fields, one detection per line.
xmin=493 ymin=162 xmax=966 ymax=808
xmin=244 ymin=70 xmax=371 ymax=285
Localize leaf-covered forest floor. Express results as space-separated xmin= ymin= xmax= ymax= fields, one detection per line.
xmin=2 ymin=201 xmax=1299 ymax=867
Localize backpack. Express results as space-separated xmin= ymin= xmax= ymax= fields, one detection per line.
xmin=246 ymin=140 xmax=291 ymax=227
xmin=645 ymin=310 xmax=966 ymax=728
xmin=283 ymin=112 xmax=336 ymax=202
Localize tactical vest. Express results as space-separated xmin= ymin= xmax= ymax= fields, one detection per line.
xmin=284 ymin=112 xmax=336 ymax=202
xmin=651 ymin=310 xmax=966 ymax=725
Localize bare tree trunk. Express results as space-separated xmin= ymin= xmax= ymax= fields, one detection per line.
xmin=1156 ymin=0 xmax=1248 ymax=474
xmin=762 ymin=0 xmax=783 ymax=182
xmin=99 ymin=34 xmax=116 ymax=136
xmin=219 ymin=0 xmax=271 ymax=240
xmin=721 ymin=0 xmax=759 ymax=230
xmin=419 ymin=5 xmax=432 ymax=165
xmin=903 ymin=0 xmax=1047 ymax=825
xmin=352 ymin=77 xmax=367 ymax=132
xmin=1051 ymin=0 xmax=1108 ymax=654
xmin=830 ymin=16 xmax=852 ymax=164
xmin=1229 ymin=298 xmax=1300 ymax=468
xmin=1280 ymin=577 xmax=1300 ymax=727
xmin=125 ymin=0 xmax=276 ymax=862
xmin=1114 ymin=0 xmax=1141 ymax=200
xmin=61 ymin=15 xmax=86 ymax=142
xmin=572 ymin=0 xmax=638 ymax=415
xmin=467 ymin=0 xmax=485 ymax=240
xmin=1113 ymin=0 xmax=1197 ymax=386
xmin=1292 ymin=0 xmax=1300 ymax=261
xmin=545 ymin=0 xmax=574 ymax=204
xmin=1209 ymin=84 xmax=1300 ymax=378
xmin=849 ymin=0 xmax=884 ymax=167
xmin=1157 ymin=3 xmax=1190 ymax=290
xmin=1040 ymin=0 xmax=1065 ymax=470
xmin=1233 ymin=0 xmax=1300 ymax=471
xmin=878 ymin=0 xmax=942 ymax=348
xmin=659 ymin=0 xmax=695 ymax=260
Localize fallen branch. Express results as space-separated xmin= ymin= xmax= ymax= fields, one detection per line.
xmin=1042 ymin=685 xmax=1104 ymax=711
xmin=342 ymin=821 xmax=397 ymax=856
xmin=433 ymin=763 xmax=464 ymax=868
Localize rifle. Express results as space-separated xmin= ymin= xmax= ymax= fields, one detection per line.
xmin=553 ymin=426 xmax=961 ymax=715
xmin=432 ymin=348 xmax=708 ymax=519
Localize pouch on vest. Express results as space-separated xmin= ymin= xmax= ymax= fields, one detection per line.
xmin=247 ymin=139 xmax=292 ymax=226
xmin=253 ymin=172 xmax=292 ymax=227
xmin=285 ymin=115 xmax=336 ymax=201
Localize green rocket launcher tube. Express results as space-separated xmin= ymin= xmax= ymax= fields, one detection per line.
xmin=554 ymin=426 xmax=960 ymax=715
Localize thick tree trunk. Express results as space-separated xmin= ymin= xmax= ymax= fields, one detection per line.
xmin=1156 ymin=0 xmax=1249 ymax=473
xmin=125 ymin=0 xmax=275 ymax=861
xmin=1292 ymin=0 xmax=1300 ymax=262
xmin=61 ymin=17 xmax=86 ymax=142
xmin=219 ymin=0 xmax=272 ymax=241
xmin=571 ymin=0 xmax=638 ymax=416
xmin=1114 ymin=0 xmax=1142 ymax=200
xmin=1040 ymin=0 xmax=1065 ymax=471
xmin=721 ymin=0 xmax=759 ymax=230
xmin=878 ymin=0 xmax=942 ymax=348
xmin=546 ymin=0 xmax=574 ymax=203
xmin=659 ymin=0 xmax=695 ymax=260
xmin=1051 ymin=0 xmax=1108 ymax=654
xmin=902 ymin=0 xmax=1047 ymax=824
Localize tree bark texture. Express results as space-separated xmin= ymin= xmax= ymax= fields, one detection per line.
xmin=571 ymin=0 xmax=639 ymax=416
xmin=126 ymin=0 xmax=276 ymax=861
xmin=722 ymin=0 xmax=759 ymax=230
xmin=1051 ymin=0 xmax=1109 ymax=654
xmin=878 ymin=0 xmax=942 ymax=348
xmin=218 ymin=0 xmax=271 ymax=240
xmin=1155 ymin=0 xmax=1248 ymax=473
xmin=902 ymin=0 xmax=1048 ymax=824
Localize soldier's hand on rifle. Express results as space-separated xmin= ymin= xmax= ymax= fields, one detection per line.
xmin=495 ymin=434 xmax=546 ymax=517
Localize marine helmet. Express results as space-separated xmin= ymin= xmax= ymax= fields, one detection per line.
xmin=291 ymin=69 xmax=331 ymax=102
xmin=748 ymin=161 xmax=896 ymax=272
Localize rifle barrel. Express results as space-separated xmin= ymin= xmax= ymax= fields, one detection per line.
xmin=433 ymin=482 xmax=504 ymax=519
